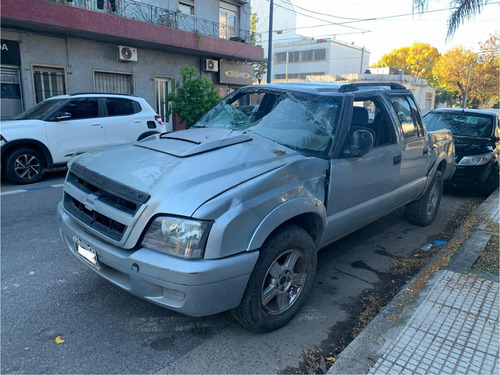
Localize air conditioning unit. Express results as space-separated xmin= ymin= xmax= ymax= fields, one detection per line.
xmin=118 ymin=46 xmax=138 ymax=62
xmin=203 ymin=59 xmax=219 ymax=72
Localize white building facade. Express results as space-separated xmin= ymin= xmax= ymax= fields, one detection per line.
xmin=272 ymin=38 xmax=370 ymax=80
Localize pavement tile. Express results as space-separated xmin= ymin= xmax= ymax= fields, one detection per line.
xmin=367 ymin=271 xmax=499 ymax=375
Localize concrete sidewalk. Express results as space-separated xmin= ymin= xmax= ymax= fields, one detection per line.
xmin=329 ymin=190 xmax=499 ymax=375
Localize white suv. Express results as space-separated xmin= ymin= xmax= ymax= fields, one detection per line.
xmin=1 ymin=93 xmax=167 ymax=184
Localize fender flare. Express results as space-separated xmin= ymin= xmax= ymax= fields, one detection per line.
xmin=247 ymin=197 xmax=327 ymax=251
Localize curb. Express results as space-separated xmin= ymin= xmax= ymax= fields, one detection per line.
xmin=328 ymin=189 xmax=499 ymax=374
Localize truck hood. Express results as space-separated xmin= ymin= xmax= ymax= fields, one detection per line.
xmin=71 ymin=128 xmax=303 ymax=217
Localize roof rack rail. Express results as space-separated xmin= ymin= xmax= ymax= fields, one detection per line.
xmin=350 ymin=82 xmax=407 ymax=90
xmin=338 ymin=84 xmax=359 ymax=93
xmin=69 ymin=92 xmax=139 ymax=97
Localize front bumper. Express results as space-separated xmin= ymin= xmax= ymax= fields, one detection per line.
xmin=57 ymin=202 xmax=259 ymax=316
xmin=446 ymin=162 xmax=493 ymax=188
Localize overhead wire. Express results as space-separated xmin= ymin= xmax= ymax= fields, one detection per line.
xmin=259 ymin=1 xmax=500 ymax=33
xmin=264 ymin=0 xmax=371 ymax=33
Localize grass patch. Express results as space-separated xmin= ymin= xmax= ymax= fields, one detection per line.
xmin=473 ymin=235 xmax=499 ymax=275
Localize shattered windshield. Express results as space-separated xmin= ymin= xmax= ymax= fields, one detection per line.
xmin=424 ymin=111 xmax=494 ymax=138
xmin=196 ymin=90 xmax=340 ymax=154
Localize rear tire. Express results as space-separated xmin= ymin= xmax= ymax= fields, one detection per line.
xmin=231 ymin=225 xmax=317 ymax=333
xmin=406 ymin=170 xmax=443 ymax=226
xmin=5 ymin=148 xmax=45 ymax=184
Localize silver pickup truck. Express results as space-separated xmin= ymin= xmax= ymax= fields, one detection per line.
xmin=57 ymin=82 xmax=455 ymax=332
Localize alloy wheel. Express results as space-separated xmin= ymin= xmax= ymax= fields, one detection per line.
xmin=260 ymin=250 xmax=307 ymax=315
xmin=14 ymin=153 xmax=41 ymax=181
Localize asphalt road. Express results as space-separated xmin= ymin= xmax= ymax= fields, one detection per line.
xmin=0 ymin=175 xmax=480 ymax=374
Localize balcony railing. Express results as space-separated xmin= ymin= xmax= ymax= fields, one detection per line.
xmin=48 ymin=0 xmax=260 ymax=44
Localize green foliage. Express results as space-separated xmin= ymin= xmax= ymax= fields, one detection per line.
xmin=253 ymin=58 xmax=268 ymax=84
xmin=250 ymin=12 xmax=259 ymax=45
xmin=433 ymin=34 xmax=499 ymax=107
xmin=435 ymin=87 xmax=461 ymax=107
xmin=166 ymin=66 xmax=221 ymax=128
xmin=413 ymin=0 xmax=490 ymax=40
xmin=372 ymin=42 xmax=440 ymax=85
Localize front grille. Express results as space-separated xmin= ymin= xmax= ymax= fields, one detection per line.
xmin=64 ymin=163 xmax=150 ymax=242
xmin=64 ymin=193 xmax=126 ymax=241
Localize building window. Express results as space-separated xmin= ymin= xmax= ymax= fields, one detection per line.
xmin=275 ymin=49 xmax=327 ymax=64
xmin=33 ymin=66 xmax=66 ymax=104
xmin=219 ymin=1 xmax=239 ymax=39
xmin=314 ymin=49 xmax=326 ymax=60
xmin=274 ymin=72 xmax=324 ymax=80
xmin=276 ymin=52 xmax=286 ymax=63
xmin=94 ymin=71 xmax=133 ymax=94
xmin=179 ymin=0 xmax=195 ymax=15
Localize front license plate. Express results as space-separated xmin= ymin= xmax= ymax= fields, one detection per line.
xmin=75 ymin=239 xmax=100 ymax=269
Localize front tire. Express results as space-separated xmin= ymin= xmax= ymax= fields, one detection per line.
xmin=5 ymin=148 xmax=45 ymax=184
xmin=232 ymin=225 xmax=317 ymax=333
xmin=405 ymin=170 xmax=443 ymax=226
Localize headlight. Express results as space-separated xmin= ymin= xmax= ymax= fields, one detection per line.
xmin=141 ymin=216 xmax=212 ymax=259
xmin=458 ymin=153 xmax=494 ymax=166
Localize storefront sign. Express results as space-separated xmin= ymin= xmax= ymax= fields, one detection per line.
xmin=1 ymin=40 xmax=21 ymax=66
xmin=219 ymin=61 xmax=252 ymax=86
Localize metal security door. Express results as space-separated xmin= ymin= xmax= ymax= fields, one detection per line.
xmin=1 ymin=67 xmax=23 ymax=119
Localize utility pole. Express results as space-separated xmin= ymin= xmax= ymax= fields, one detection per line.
xmin=285 ymin=51 xmax=289 ymax=82
xmin=359 ymin=46 xmax=365 ymax=73
xmin=462 ymin=59 xmax=473 ymax=109
xmin=266 ymin=0 xmax=274 ymax=83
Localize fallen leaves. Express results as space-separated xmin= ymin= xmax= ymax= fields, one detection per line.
xmin=55 ymin=336 xmax=65 ymax=344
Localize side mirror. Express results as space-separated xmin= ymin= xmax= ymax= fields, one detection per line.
xmin=350 ymin=130 xmax=374 ymax=157
xmin=55 ymin=111 xmax=72 ymax=121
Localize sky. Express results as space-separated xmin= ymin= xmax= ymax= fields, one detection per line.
xmin=252 ymin=0 xmax=500 ymax=64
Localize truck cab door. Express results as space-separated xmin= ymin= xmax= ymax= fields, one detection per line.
xmin=323 ymin=96 xmax=402 ymax=245
xmin=388 ymin=95 xmax=430 ymax=203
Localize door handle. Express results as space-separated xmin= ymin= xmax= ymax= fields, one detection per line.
xmin=393 ymin=155 xmax=402 ymax=165
xmin=91 ymin=123 xmax=101 ymax=126
xmin=134 ymin=120 xmax=141 ymax=123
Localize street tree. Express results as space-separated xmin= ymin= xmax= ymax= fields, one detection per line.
xmin=433 ymin=35 xmax=499 ymax=108
xmin=433 ymin=46 xmax=478 ymax=107
xmin=413 ymin=0 xmax=490 ymax=39
xmin=371 ymin=43 xmax=440 ymax=85
xmin=253 ymin=57 xmax=268 ymax=84
xmin=250 ymin=11 xmax=259 ymax=46
xmin=166 ymin=66 xmax=221 ymax=128
xmin=475 ymin=33 xmax=500 ymax=104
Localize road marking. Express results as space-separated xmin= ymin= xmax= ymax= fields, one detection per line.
xmin=0 ymin=184 xmax=63 ymax=196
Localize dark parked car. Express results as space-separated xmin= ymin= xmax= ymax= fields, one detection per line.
xmin=424 ymin=108 xmax=499 ymax=194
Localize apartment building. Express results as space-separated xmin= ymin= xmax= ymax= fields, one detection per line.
xmin=1 ymin=0 xmax=263 ymax=128
xmin=272 ymin=38 xmax=369 ymax=81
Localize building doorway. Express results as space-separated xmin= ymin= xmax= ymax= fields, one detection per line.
xmin=155 ymin=76 xmax=173 ymax=131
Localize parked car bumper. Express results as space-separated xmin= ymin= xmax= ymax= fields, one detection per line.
xmin=446 ymin=162 xmax=493 ymax=188
xmin=57 ymin=202 xmax=258 ymax=316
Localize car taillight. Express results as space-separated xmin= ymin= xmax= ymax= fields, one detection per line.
xmin=154 ymin=115 xmax=163 ymax=125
